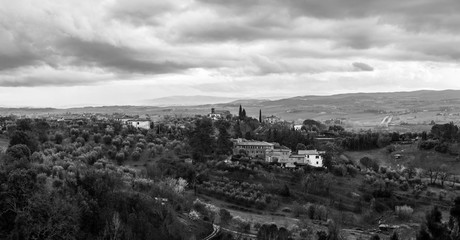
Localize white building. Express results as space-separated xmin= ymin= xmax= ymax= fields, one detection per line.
xmin=293 ymin=124 xmax=303 ymax=131
xmin=298 ymin=150 xmax=324 ymax=167
xmin=127 ymin=119 xmax=152 ymax=130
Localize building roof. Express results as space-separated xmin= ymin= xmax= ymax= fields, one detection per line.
xmin=289 ymin=155 xmax=306 ymax=158
xmin=235 ymin=141 xmax=275 ymax=147
xmin=298 ymin=150 xmax=320 ymax=155
xmin=267 ymin=148 xmax=291 ymax=152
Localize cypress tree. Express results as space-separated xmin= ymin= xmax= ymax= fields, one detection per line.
xmin=239 ymin=105 xmax=242 ymax=118
xmin=242 ymin=109 xmax=246 ymax=118
xmin=259 ymin=109 xmax=262 ymax=123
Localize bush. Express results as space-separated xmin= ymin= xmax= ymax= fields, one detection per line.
xmin=102 ymin=135 xmax=112 ymax=145
xmin=55 ymin=133 xmax=64 ymax=144
xmin=279 ymin=184 xmax=290 ymax=197
xmin=6 ymin=144 xmax=31 ymax=161
xmin=132 ymin=151 xmax=141 ymax=161
xmin=386 ymin=145 xmax=396 ymax=153
xmin=332 ymin=165 xmax=347 ymax=176
xmin=395 ymin=205 xmax=413 ymax=220
xmin=360 ymin=157 xmax=379 ymax=172
xmin=419 ymin=140 xmax=438 ymax=150
xmin=434 ymin=142 xmax=449 ymax=153
xmin=399 ymin=182 xmax=410 ymax=191
xmin=115 ymin=152 xmax=125 ymax=165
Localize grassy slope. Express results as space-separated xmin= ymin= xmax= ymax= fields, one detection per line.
xmin=344 ymin=142 xmax=460 ymax=173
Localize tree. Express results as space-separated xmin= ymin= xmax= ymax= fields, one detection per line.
xmin=425 ymin=168 xmax=440 ymax=185
xmin=239 ymin=105 xmax=243 ymax=119
xmin=55 ymin=133 xmax=64 ymax=144
xmin=102 ymin=135 xmax=112 ymax=145
xmin=6 ymin=144 xmax=31 ymax=161
xmin=188 ymin=118 xmax=215 ymax=161
xmin=131 ymin=151 xmax=141 ymax=161
xmin=296 ymin=143 xmax=307 ymax=151
xmin=257 ymin=224 xmax=279 ymax=240
xmin=370 ymin=235 xmax=380 ymax=240
xmin=417 ymin=206 xmax=450 ymax=240
xmin=16 ymin=118 xmax=33 ymax=132
xmin=93 ymin=133 xmax=101 ymax=143
xmin=438 ymin=164 xmax=450 ymax=187
xmin=390 ymin=232 xmax=399 ymax=240
xmin=9 ymin=130 xmax=39 ymax=153
xmin=360 ymin=157 xmax=379 ymax=172
xmin=216 ymin=125 xmax=232 ymax=155
xmin=279 ymin=184 xmax=290 ymax=197
xmin=259 ymin=109 xmax=262 ymax=123
xmin=450 ymin=197 xmax=460 ymax=239
xmin=219 ymin=209 xmax=232 ymax=226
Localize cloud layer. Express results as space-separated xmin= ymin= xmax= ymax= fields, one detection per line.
xmin=0 ymin=0 xmax=459 ymax=106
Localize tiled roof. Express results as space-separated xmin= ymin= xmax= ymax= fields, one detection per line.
xmin=235 ymin=141 xmax=274 ymax=146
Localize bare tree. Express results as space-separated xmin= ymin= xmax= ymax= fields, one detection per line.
xmin=425 ymin=167 xmax=439 ymax=185
xmin=438 ymin=164 xmax=450 ymax=187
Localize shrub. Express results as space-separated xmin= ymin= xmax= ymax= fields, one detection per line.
xmin=419 ymin=140 xmax=438 ymax=150
xmin=115 ymin=152 xmax=125 ymax=165
xmin=399 ymin=182 xmax=410 ymax=191
xmin=395 ymin=205 xmax=413 ymax=220
xmin=332 ymin=165 xmax=347 ymax=176
xmin=6 ymin=144 xmax=31 ymax=161
xmin=132 ymin=151 xmax=141 ymax=161
xmin=386 ymin=145 xmax=396 ymax=153
xmin=292 ymin=201 xmax=305 ymax=217
xmin=93 ymin=133 xmax=101 ymax=143
xmin=102 ymin=135 xmax=112 ymax=145
xmin=55 ymin=133 xmax=64 ymax=144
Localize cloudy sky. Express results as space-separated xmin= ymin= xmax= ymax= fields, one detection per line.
xmin=1 ymin=0 xmax=460 ymax=107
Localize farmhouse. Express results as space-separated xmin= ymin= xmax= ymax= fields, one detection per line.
xmin=233 ymin=140 xmax=275 ymax=159
xmin=298 ymin=150 xmax=324 ymax=167
xmin=265 ymin=148 xmax=292 ymax=163
xmin=126 ymin=119 xmax=152 ymax=130
xmin=208 ymin=108 xmax=232 ymax=120
xmin=293 ymin=124 xmax=303 ymax=131
xmin=264 ymin=115 xmax=281 ymax=124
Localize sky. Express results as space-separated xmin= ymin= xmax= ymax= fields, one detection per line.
xmin=1 ymin=0 xmax=460 ymax=107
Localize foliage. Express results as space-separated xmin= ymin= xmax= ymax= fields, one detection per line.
xmin=395 ymin=205 xmax=414 ymax=220
xmin=359 ymin=157 xmax=379 ymax=172
xmin=188 ymin=118 xmax=214 ymax=161
xmin=197 ymin=180 xmax=273 ymax=209
xmin=6 ymin=144 xmax=31 ymax=161
xmin=257 ymin=224 xmax=290 ymax=240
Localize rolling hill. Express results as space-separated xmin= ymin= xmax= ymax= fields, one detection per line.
xmin=1 ymin=90 xmax=460 ymax=131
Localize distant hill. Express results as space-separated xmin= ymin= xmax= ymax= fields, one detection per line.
xmin=144 ymin=96 xmax=238 ymax=106
xmin=2 ymin=90 xmax=460 ymax=129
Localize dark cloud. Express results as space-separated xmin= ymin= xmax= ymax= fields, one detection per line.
xmin=0 ymin=54 xmax=40 ymax=71
xmin=352 ymin=62 xmax=374 ymax=71
xmin=0 ymin=71 xmax=110 ymax=87
xmin=57 ymin=38 xmax=194 ymax=74
xmin=109 ymin=1 xmax=180 ymax=26
xmin=197 ymin=0 xmax=460 ymax=32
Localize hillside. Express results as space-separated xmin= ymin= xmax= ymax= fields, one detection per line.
xmin=2 ymin=90 xmax=460 ymax=131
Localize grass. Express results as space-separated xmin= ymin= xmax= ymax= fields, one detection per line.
xmin=0 ymin=137 xmax=8 ymax=152
xmin=344 ymin=142 xmax=460 ymax=173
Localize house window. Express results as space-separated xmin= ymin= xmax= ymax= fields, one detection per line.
xmin=316 ymin=161 xmax=319 ymax=165
xmin=316 ymin=156 xmax=319 ymax=159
